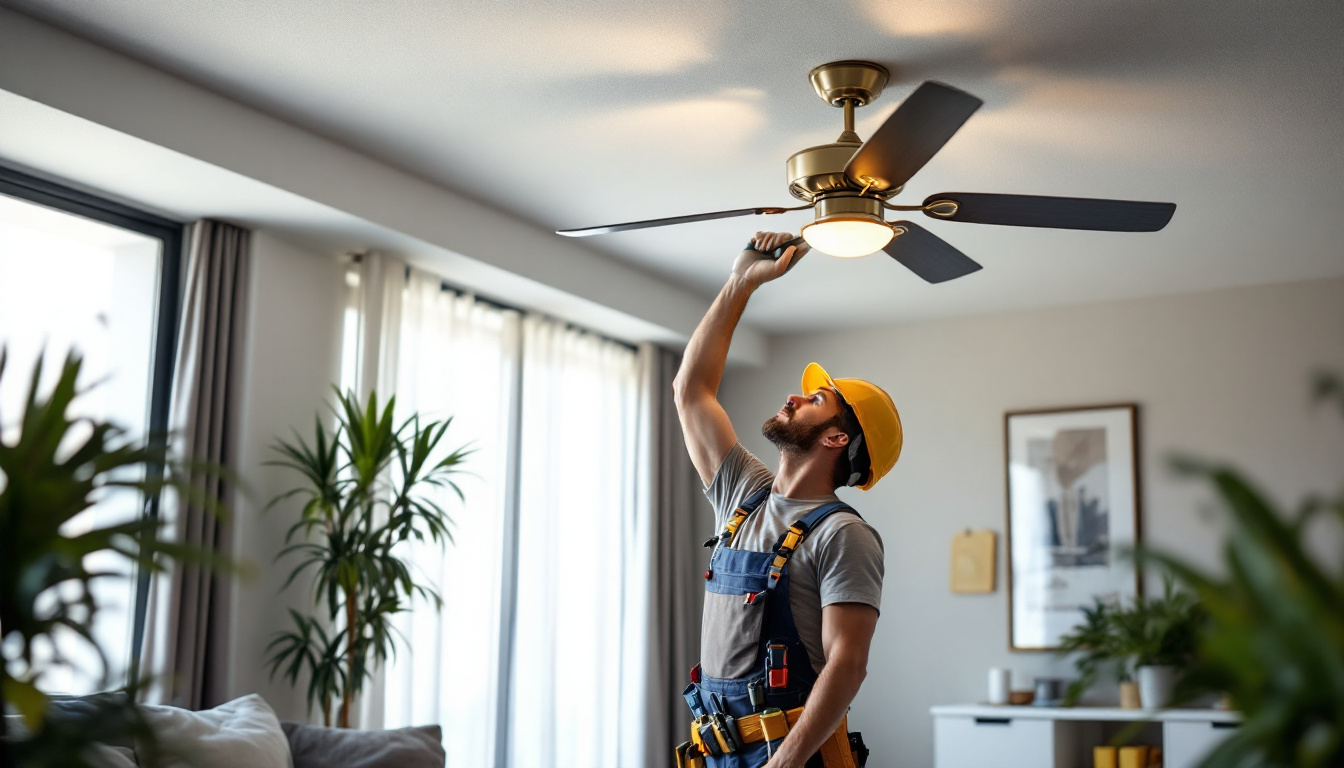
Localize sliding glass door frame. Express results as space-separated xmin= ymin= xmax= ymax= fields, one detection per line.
xmin=0 ymin=164 xmax=185 ymax=670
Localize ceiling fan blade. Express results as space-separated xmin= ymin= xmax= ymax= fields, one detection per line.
xmin=923 ymin=193 xmax=1176 ymax=231
xmin=556 ymin=206 xmax=789 ymax=237
xmin=884 ymin=221 xmax=983 ymax=283
xmin=844 ymin=81 xmax=983 ymax=191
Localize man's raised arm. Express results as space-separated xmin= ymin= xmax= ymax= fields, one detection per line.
xmin=672 ymin=231 xmax=806 ymax=486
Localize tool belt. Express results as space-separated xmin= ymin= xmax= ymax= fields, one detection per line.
xmin=675 ymin=706 xmax=868 ymax=768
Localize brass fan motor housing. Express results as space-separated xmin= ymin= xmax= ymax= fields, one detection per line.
xmin=787 ymin=141 xmax=860 ymax=202
xmin=787 ymin=141 xmax=903 ymax=202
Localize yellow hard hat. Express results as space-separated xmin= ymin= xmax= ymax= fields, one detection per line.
xmin=801 ymin=362 xmax=902 ymax=491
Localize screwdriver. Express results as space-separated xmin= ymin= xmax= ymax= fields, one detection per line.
xmin=748 ymin=679 xmax=766 ymax=713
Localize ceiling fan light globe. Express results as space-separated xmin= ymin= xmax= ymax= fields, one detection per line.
xmin=801 ymin=218 xmax=894 ymax=258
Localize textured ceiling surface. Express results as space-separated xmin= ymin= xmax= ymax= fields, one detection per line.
xmin=6 ymin=0 xmax=1344 ymax=330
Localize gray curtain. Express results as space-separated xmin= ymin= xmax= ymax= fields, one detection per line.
xmin=140 ymin=219 xmax=250 ymax=709
xmin=639 ymin=345 xmax=715 ymax=764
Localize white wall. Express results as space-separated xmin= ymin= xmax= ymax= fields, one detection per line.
xmin=719 ymin=277 xmax=1344 ymax=768
xmin=225 ymin=231 xmax=345 ymax=720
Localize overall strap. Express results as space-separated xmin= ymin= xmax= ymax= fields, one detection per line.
xmin=704 ymin=486 xmax=771 ymax=550
xmin=766 ymin=501 xmax=859 ymax=590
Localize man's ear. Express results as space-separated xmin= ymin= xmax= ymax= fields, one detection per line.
xmin=819 ymin=430 xmax=849 ymax=450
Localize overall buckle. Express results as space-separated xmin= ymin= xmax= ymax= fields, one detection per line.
xmin=766 ymin=642 xmax=789 ymax=689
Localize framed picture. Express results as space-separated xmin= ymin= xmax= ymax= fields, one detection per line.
xmin=1004 ymin=404 xmax=1141 ymax=651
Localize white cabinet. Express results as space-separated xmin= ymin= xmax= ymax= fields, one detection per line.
xmin=1163 ymin=719 xmax=1239 ymax=768
xmin=935 ymin=715 xmax=1060 ymax=768
xmin=931 ymin=705 xmax=1239 ymax=768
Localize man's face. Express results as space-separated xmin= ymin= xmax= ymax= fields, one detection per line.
xmin=762 ymin=387 xmax=845 ymax=453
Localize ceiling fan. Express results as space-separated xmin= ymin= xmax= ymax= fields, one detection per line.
xmin=556 ymin=61 xmax=1175 ymax=284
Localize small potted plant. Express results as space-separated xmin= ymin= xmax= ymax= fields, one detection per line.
xmin=1115 ymin=581 xmax=1205 ymax=710
xmin=1058 ymin=580 xmax=1205 ymax=709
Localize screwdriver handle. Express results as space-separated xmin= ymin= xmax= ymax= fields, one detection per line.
xmin=741 ymin=238 xmax=801 ymax=270
xmin=745 ymin=236 xmax=805 ymax=260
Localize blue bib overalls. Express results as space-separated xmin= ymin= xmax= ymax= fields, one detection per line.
xmin=678 ymin=489 xmax=869 ymax=768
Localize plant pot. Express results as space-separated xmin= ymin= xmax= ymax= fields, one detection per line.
xmin=1136 ymin=665 xmax=1177 ymax=710
xmin=1119 ymin=681 xmax=1141 ymax=709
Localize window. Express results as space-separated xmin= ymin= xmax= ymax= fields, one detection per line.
xmin=351 ymin=265 xmax=644 ymax=767
xmin=0 ymin=167 xmax=181 ymax=694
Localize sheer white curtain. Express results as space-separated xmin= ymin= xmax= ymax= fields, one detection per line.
xmin=508 ymin=315 xmax=642 ymax=768
xmin=378 ymin=269 xmax=520 ymax=768
xmin=358 ymin=266 xmax=663 ymax=766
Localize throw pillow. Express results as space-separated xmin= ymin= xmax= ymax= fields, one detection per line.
xmin=282 ymin=722 xmax=444 ymax=768
xmin=138 ymin=693 xmax=291 ymax=768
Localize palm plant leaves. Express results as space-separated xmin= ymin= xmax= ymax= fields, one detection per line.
xmin=265 ymin=388 xmax=468 ymax=726
xmin=1134 ymin=371 xmax=1344 ymax=768
xmin=1 ymin=350 xmax=230 ymax=767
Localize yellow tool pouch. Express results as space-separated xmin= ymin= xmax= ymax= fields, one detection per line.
xmin=686 ymin=706 xmax=861 ymax=768
xmin=818 ymin=714 xmax=857 ymax=768
xmin=675 ymin=740 xmax=706 ymax=768
xmin=759 ymin=707 xmax=790 ymax=742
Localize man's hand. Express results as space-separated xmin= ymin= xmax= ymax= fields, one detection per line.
xmin=733 ymin=231 xmax=809 ymax=287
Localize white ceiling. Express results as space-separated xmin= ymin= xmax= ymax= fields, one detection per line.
xmin=5 ymin=0 xmax=1344 ymax=331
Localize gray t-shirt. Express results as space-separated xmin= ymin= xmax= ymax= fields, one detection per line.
xmin=703 ymin=443 xmax=884 ymax=675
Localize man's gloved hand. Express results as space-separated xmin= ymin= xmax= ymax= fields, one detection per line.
xmin=733 ymin=231 xmax=810 ymax=287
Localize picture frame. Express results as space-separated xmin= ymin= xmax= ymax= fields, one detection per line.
xmin=1004 ymin=403 xmax=1141 ymax=651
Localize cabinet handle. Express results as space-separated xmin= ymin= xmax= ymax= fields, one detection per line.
xmin=1211 ymin=721 xmax=1240 ymax=730
xmin=974 ymin=717 xmax=1012 ymax=725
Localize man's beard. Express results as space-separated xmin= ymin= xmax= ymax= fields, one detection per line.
xmin=762 ymin=412 xmax=832 ymax=454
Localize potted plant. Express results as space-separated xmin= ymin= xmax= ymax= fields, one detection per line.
xmin=266 ymin=389 xmax=469 ymax=727
xmin=1113 ymin=581 xmax=1205 ymax=710
xmin=1 ymin=351 xmax=225 ymax=767
xmin=1057 ymin=581 xmax=1205 ymax=709
xmin=1136 ymin=372 xmax=1344 ymax=767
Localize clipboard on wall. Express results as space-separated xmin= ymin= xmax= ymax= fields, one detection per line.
xmin=951 ymin=529 xmax=997 ymax=594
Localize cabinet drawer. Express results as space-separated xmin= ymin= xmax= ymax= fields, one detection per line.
xmin=1164 ymin=720 xmax=1238 ymax=768
xmin=935 ymin=716 xmax=1054 ymax=768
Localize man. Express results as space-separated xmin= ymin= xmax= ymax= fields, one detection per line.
xmin=672 ymin=231 xmax=903 ymax=768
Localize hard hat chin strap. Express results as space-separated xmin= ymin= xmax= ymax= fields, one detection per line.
xmin=841 ymin=407 xmax=872 ymax=487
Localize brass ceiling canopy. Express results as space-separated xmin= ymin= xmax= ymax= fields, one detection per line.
xmin=557 ymin=60 xmax=1178 ymax=284
xmin=808 ymin=60 xmax=890 ymax=107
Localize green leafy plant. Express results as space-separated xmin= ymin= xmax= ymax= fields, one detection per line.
xmin=1138 ymin=371 xmax=1344 ymax=768
xmin=1057 ymin=580 xmax=1206 ymax=705
xmin=266 ymin=389 xmax=469 ymax=727
xmin=1115 ymin=579 xmax=1206 ymax=669
xmin=1058 ymin=599 xmax=1126 ymax=704
xmin=1 ymin=350 xmax=224 ymax=767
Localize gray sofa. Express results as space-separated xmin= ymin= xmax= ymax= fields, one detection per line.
xmin=6 ymin=693 xmax=445 ymax=768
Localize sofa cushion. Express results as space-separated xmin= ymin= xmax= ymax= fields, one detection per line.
xmin=50 ymin=692 xmax=136 ymax=748
xmin=138 ymin=693 xmax=291 ymax=768
xmin=89 ymin=744 xmax=139 ymax=767
xmin=281 ymin=722 xmax=444 ymax=768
